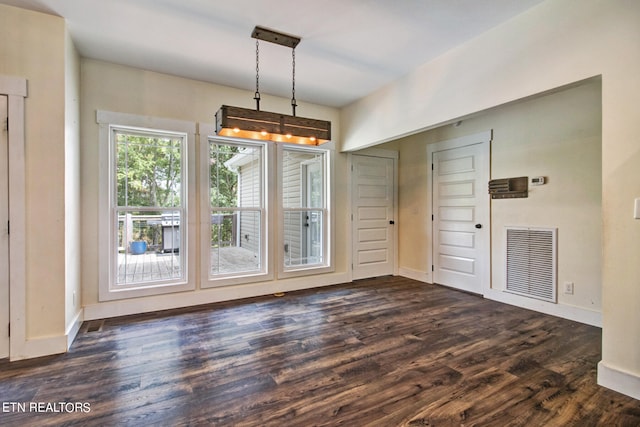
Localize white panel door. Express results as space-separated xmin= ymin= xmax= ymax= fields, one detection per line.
xmin=352 ymin=155 xmax=395 ymax=280
xmin=433 ymin=141 xmax=489 ymax=294
xmin=0 ymin=95 xmax=8 ymax=358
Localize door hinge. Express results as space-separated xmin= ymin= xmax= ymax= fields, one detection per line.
xmin=8 ymin=323 xmax=10 ymax=337
xmin=431 ymin=215 xmax=434 ymax=221
xmin=431 ymin=265 xmax=434 ymax=272
xmin=2 ymin=117 xmax=7 ymax=132
xmin=351 ymin=214 xmax=353 ymax=221
xmin=6 ymin=221 xmax=8 ymax=234
xmin=431 ymin=163 xmax=434 ymax=171
xmin=351 ymin=164 xmax=354 ymax=172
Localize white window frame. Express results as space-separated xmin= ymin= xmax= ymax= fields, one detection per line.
xmin=199 ymin=128 xmax=272 ymax=287
xmin=278 ymin=143 xmax=334 ymax=278
xmin=98 ymin=111 xmax=196 ymax=301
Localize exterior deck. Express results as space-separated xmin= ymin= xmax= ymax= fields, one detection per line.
xmin=117 ymin=252 xmax=182 ymax=284
xmin=117 ymin=246 xmax=259 ymax=283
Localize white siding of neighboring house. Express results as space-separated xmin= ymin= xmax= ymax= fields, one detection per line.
xmin=282 ymin=152 xmax=304 ymax=266
xmin=237 ymin=158 xmax=261 ymax=255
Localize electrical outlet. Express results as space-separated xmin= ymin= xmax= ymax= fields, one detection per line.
xmin=564 ymin=282 xmax=574 ymax=295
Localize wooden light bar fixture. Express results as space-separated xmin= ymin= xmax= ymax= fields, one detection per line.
xmin=215 ymin=26 xmax=331 ymax=146
xmin=216 ymin=105 xmax=331 ymax=145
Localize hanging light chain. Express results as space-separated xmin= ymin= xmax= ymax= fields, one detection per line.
xmin=291 ymin=47 xmax=297 ymax=116
xmin=254 ymin=39 xmax=261 ymax=111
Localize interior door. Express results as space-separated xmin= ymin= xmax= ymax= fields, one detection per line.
xmin=352 ymin=154 xmax=395 ymax=280
xmin=432 ymin=141 xmax=489 ymax=294
xmin=0 ymin=95 xmax=8 ymax=358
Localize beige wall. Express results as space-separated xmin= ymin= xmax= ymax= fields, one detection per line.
xmin=0 ymin=4 xmax=67 ymax=339
xmin=343 ymin=0 xmax=640 ymax=398
xmin=80 ymin=59 xmax=346 ymax=311
xmin=382 ymin=79 xmax=602 ymax=316
xmin=64 ymin=28 xmax=82 ymax=332
xmin=489 ymin=82 xmax=601 ymax=313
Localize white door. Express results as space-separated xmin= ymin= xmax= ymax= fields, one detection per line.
xmin=432 ymin=139 xmax=489 ymax=294
xmin=0 ymin=95 xmax=8 ymax=358
xmin=352 ymin=154 xmax=395 ymax=280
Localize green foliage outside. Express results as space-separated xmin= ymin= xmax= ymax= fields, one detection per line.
xmin=115 ymin=134 xmax=246 ymax=250
xmin=210 ymin=143 xmax=241 ymax=246
xmin=116 ymin=133 xmax=182 ymax=208
xmin=209 ymin=143 xmax=239 ymax=207
xmin=116 ymin=132 xmax=183 ymax=248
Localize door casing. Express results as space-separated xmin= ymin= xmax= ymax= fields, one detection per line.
xmin=0 ymin=95 xmax=8 ymax=358
xmin=0 ymin=76 xmax=27 ymax=360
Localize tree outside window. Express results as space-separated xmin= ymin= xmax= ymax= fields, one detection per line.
xmin=114 ymin=130 xmax=185 ymax=285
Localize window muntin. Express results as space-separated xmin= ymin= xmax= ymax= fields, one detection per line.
xmin=282 ymin=148 xmax=328 ymax=270
xmin=208 ymin=141 xmax=265 ymax=278
xmin=112 ymin=129 xmax=187 ymax=287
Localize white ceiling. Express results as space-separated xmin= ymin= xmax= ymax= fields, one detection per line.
xmin=1 ymin=0 xmax=545 ymax=108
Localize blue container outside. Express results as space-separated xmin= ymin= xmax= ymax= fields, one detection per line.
xmin=130 ymin=241 xmax=147 ymax=255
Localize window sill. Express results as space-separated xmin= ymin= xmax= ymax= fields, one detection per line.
xmin=99 ymin=280 xmax=195 ymax=302
xmin=201 ymin=271 xmax=274 ymax=289
xmin=278 ymin=264 xmax=335 ymax=280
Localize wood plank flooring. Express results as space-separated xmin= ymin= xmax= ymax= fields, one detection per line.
xmin=1 ymin=276 xmax=639 ymax=426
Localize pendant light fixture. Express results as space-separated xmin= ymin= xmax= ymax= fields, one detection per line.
xmin=215 ymin=26 xmax=331 ymax=145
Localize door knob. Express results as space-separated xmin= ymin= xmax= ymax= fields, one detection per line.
xmin=389 ymin=220 xmax=395 ymax=225
xmin=475 ymin=224 xmax=482 ymax=229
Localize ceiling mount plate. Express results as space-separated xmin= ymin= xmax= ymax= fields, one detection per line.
xmin=252 ymin=26 xmax=301 ymax=48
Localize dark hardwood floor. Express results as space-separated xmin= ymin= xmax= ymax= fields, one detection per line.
xmin=1 ymin=276 xmax=639 ymax=426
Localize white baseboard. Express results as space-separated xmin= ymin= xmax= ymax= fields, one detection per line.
xmin=395 ymin=270 xmax=602 ymax=327
xmin=398 ymin=267 xmax=431 ymax=283
xmin=84 ymin=272 xmax=351 ymax=321
xmin=598 ymin=360 xmax=640 ymax=400
xmin=11 ymin=335 xmax=67 ymax=361
xmin=65 ymin=309 xmax=84 ymax=350
xmin=483 ymin=288 xmax=601 ymax=327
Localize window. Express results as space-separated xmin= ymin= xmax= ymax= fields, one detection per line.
xmin=99 ymin=116 xmax=332 ymax=298
xmin=114 ymin=129 xmax=185 ymax=285
xmin=280 ymin=146 xmax=331 ymax=275
xmin=98 ymin=111 xmax=195 ymax=300
xmin=205 ymin=139 xmax=267 ymax=284
xmin=202 ymin=134 xmax=333 ymax=285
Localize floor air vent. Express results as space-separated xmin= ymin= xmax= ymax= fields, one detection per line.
xmin=84 ymin=320 xmax=105 ymax=333
xmin=505 ymin=227 xmax=557 ymax=303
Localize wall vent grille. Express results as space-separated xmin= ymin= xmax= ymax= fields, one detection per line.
xmin=505 ymin=227 xmax=557 ymax=303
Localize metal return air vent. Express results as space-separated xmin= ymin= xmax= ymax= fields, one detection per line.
xmin=505 ymin=227 xmax=557 ymax=303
